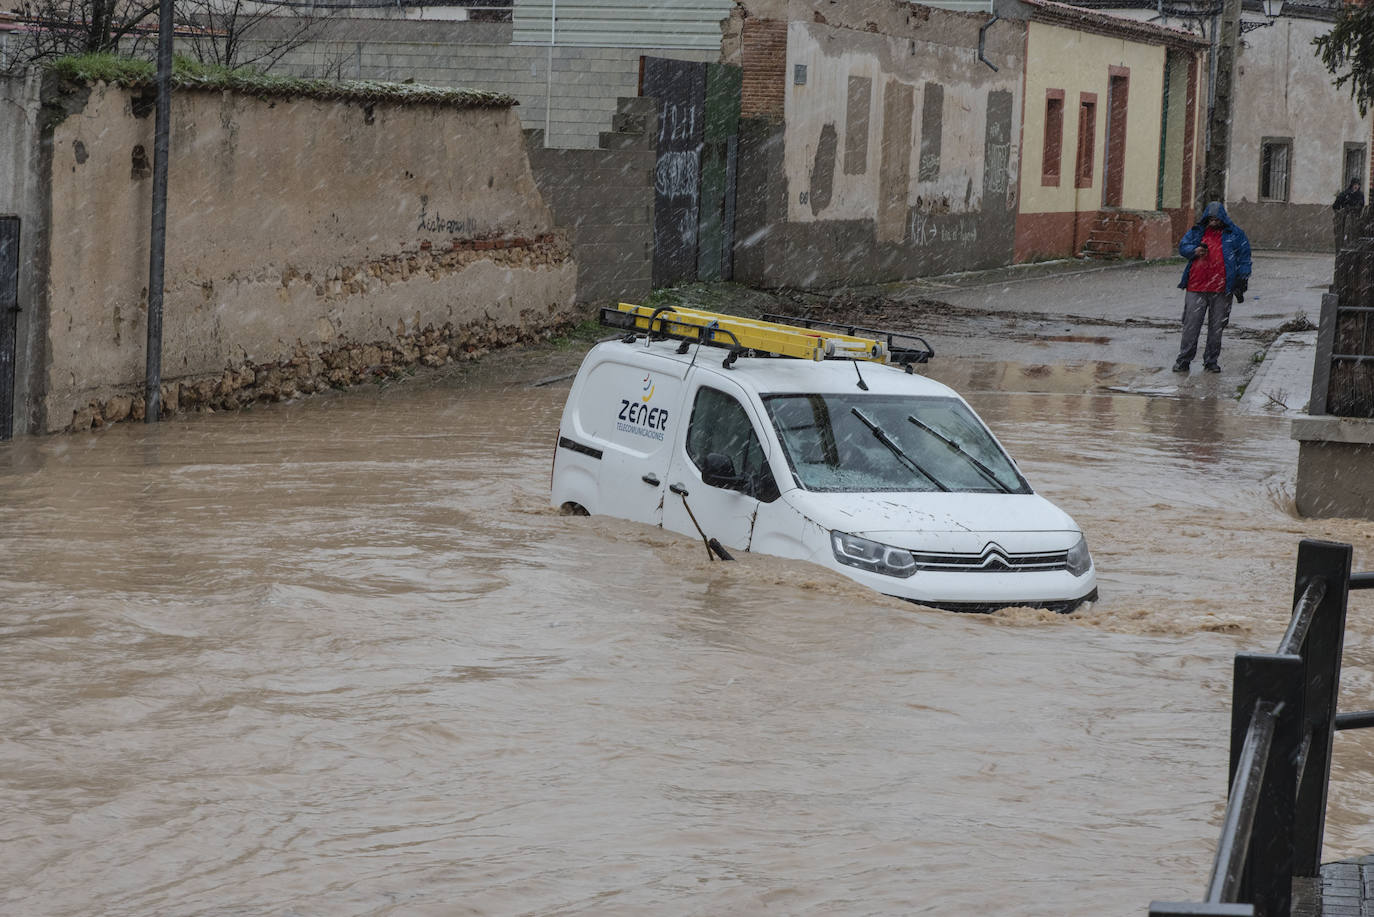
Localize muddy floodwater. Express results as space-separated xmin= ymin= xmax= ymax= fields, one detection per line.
xmin=4 ymin=354 xmax=1374 ymax=917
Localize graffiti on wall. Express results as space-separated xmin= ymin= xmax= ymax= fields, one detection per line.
xmin=908 ymin=212 xmax=979 ymax=247
xmin=658 ymin=101 xmax=699 ymax=147
xmin=417 ymin=195 xmax=479 ymax=236
xmin=655 ymin=151 xmax=699 ymax=200
xmin=644 ymin=57 xmax=707 ymax=288
xmin=983 ymin=91 xmax=1014 ymax=209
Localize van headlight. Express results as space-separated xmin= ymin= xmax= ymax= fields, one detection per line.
xmin=830 ymin=531 xmax=918 ymax=578
xmin=1066 ymin=536 xmax=1092 ymax=577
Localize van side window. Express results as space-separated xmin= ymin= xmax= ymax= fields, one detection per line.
xmin=686 ymin=387 xmax=779 ymax=502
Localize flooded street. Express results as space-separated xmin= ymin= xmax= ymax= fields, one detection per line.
xmin=4 ymin=347 xmax=1374 ymax=916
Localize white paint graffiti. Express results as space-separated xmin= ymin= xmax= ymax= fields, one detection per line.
xmin=655 ymin=150 xmax=700 ymax=200
xmin=658 ymin=101 xmax=699 ymax=146
xmin=908 ymin=213 xmax=978 ymax=247
xmin=985 ymin=143 xmax=1010 ymax=195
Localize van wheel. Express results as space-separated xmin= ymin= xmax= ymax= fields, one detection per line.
xmin=559 ymin=502 xmax=589 ymax=516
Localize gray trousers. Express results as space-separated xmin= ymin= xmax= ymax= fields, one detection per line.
xmin=1177 ymin=290 xmax=1232 ymax=366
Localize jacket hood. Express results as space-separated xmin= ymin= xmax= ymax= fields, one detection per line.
xmin=1197 ymin=201 xmax=1237 ymax=230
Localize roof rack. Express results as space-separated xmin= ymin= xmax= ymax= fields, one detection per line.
xmin=600 ymin=303 xmax=934 ymax=369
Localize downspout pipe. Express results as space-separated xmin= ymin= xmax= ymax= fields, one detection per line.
xmin=979 ymin=14 xmax=1001 ymax=71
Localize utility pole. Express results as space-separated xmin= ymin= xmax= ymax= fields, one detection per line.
xmin=1201 ymin=0 xmax=1242 ymax=207
xmin=145 ymin=0 xmax=173 ymax=423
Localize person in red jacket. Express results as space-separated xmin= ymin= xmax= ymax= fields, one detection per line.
xmin=1173 ymin=201 xmax=1252 ymax=374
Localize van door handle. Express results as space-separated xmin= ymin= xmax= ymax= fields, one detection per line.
xmin=669 ymin=483 xmax=689 ymax=497
xmin=641 ymin=473 xmax=660 ymax=486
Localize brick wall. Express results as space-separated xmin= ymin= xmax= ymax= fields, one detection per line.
xmin=740 ymin=19 xmax=786 ymax=121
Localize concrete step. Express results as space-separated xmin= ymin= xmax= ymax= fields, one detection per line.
xmin=1081 ymin=240 xmax=1125 ymax=260
xmin=612 ymin=110 xmax=656 ymax=136
xmin=617 ymin=96 xmax=657 ymax=117
xmin=599 ymin=130 xmax=653 ymax=151
xmin=1083 ymin=238 xmax=1125 ymax=251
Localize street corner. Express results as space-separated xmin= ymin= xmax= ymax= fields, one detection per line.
xmin=1237 ymin=330 xmax=1318 ymax=415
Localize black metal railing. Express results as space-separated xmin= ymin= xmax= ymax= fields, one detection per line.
xmin=1150 ymin=539 xmax=1374 ymax=917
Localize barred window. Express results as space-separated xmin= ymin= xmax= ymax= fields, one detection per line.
xmin=1260 ymin=138 xmax=1292 ymax=202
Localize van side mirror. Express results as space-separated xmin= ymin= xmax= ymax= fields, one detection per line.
xmin=701 ymin=452 xmax=746 ymax=490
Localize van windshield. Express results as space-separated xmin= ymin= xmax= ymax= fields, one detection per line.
xmin=761 ymin=393 xmax=1031 ymax=494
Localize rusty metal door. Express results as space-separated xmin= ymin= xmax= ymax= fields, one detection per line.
xmin=0 ymin=216 xmax=18 ymax=441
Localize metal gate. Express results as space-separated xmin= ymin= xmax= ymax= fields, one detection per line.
xmin=644 ymin=57 xmax=707 ymax=289
xmin=1316 ymin=223 xmax=1374 ymax=416
xmin=0 ymin=216 xmax=18 ymax=441
xmin=642 ymin=58 xmax=742 ymax=288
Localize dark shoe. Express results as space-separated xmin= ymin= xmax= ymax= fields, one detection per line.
xmin=1204 ymin=363 xmax=1221 ymax=373
xmin=1172 ymin=362 xmax=1189 ymax=373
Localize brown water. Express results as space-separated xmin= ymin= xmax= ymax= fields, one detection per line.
xmin=3 ymin=360 xmax=1374 ymax=916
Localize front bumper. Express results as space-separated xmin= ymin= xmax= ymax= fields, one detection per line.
xmin=906 ymin=587 xmax=1099 ymax=615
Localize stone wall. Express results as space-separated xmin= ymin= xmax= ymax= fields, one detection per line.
xmin=20 ymin=75 xmax=576 ymax=434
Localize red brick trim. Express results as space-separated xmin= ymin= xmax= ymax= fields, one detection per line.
xmin=1014 ymin=210 xmax=1077 ymax=262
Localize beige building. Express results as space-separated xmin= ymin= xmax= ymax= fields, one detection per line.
xmin=1005 ymin=0 xmax=1207 ymax=262
xmin=1065 ymin=0 xmax=1373 ymax=251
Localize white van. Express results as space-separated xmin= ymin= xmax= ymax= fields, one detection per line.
xmin=550 ymin=304 xmax=1097 ymax=613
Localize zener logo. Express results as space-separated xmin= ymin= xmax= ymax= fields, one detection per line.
xmin=617 ymin=373 xmax=669 ymax=441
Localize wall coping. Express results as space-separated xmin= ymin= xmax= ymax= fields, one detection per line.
xmin=1291 ymin=414 xmax=1374 ymax=445
xmin=43 ymin=58 xmax=516 ymax=109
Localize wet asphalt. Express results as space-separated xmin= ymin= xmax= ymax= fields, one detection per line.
xmin=830 ymin=250 xmax=1332 ymax=413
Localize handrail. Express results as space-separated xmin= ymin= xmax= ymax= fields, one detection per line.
xmin=1150 ymin=539 xmax=1363 ymax=917
xmin=1335 ymin=710 xmax=1374 ymax=731
xmin=1277 ymin=579 xmax=1325 ymax=656
xmin=1206 ymin=702 xmax=1278 ymax=903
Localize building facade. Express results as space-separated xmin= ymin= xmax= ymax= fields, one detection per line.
xmin=728 ymin=0 xmax=1026 ymax=286
xmin=1068 ymin=0 xmax=1373 ymax=251
xmin=1005 ymin=0 xmax=1207 ymax=261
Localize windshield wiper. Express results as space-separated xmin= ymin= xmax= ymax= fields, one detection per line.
xmin=850 ymin=408 xmax=949 ymax=492
xmin=907 ymin=414 xmax=1014 ymax=493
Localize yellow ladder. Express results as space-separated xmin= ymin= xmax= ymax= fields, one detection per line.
xmin=610 ymin=303 xmax=890 ymax=364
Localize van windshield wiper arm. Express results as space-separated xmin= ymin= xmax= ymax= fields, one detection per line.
xmin=850 ymin=408 xmax=949 ymax=492
xmin=907 ymin=415 xmax=1013 ymax=493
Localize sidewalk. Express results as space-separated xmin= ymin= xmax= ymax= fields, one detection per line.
xmin=853 ymin=249 xmax=1330 ymax=412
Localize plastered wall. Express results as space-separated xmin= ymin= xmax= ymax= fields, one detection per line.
xmin=1228 ymin=15 xmax=1372 ymax=250
xmin=32 ymin=79 xmax=575 ymax=433
xmin=1019 ymin=22 xmax=1169 ymax=215
xmin=729 ymin=0 xmax=1025 ymax=287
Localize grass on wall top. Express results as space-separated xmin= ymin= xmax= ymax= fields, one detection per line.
xmin=45 ymin=53 xmax=517 ymax=108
